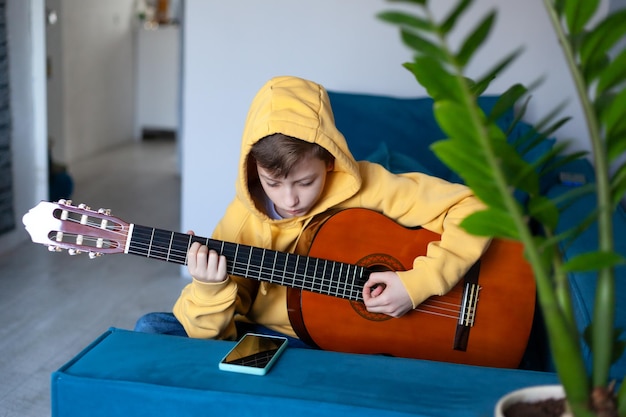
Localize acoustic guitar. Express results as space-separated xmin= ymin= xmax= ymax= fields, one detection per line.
xmin=23 ymin=200 xmax=536 ymax=368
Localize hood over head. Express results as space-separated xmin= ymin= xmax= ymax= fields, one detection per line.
xmin=236 ymin=76 xmax=362 ymax=221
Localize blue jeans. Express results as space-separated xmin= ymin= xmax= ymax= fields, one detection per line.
xmin=133 ymin=312 xmax=314 ymax=349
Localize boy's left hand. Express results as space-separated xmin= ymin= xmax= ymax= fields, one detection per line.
xmin=362 ymin=271 xmax=413 ymax=318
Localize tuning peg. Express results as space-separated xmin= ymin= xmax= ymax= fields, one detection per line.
xmin=68 ymin=248 xmax=81 ymax=256
xmin=47 ymin=245 xmax=62 ymax=252
xmin=58 ymin=199 xmax=72 ymax=206
xmin=98 ymin=208 xmax=111 ymax=215
xmin=88 ymin=252 xmax=102 ymax=259
xmin=78 ymin=203 xmax=91 ymax=210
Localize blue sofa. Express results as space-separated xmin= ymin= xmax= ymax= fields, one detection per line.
xmin=51 ymin=91 xmax=626 ymax=416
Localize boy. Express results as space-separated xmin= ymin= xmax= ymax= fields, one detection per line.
xmin=135 ymin=76 xmax=490 ymax=346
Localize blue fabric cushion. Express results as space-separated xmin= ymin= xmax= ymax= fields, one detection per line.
xmin=327 ymin=91 xmax=517 ymax=182
xmin=364 ymin=142 xmax=433 ymax=175
xmin=52 ymin=328 xmax=559 ymax=417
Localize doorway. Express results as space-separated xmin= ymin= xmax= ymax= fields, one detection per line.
xmin=44 ymin=0 xmax=182 ymax=186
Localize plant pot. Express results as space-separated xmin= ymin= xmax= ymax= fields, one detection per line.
xmin=495 ymin=385 xmax=568 ymax=417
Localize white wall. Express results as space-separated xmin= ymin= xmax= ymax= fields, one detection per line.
xmin=181 ymin=0 xmax=608 ymax=240
xmin=0 ymin=0 xmax=48 ymax=253
xmin=50 ymin=0 xmax=136 ymax=165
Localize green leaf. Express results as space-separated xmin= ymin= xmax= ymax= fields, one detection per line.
xmin=430 ymin=140 xmax=506 ymax=209
xmin=596 ymin=47 xmax=626 ymax=95
xmin=582 ymin=53 xmax=610 ymax=85
xmin=562 ymin=251 xmax=626 ymax=273
xmin=432 ymin=100 xmax=485 ymax=145
xmin=519 ymin=116 xmax=570 ymax=157
xmin=611 ymin=163 xmax=626 ymax=207
xmin=600 ymin=88 xmax=626 ymax=141
xmin=489 ymin=84 xmax=527 ymax=124
xmin=474 ymin=49 xmax=523 ymax=94
xmin=377 ymin=11 xmax=434 ymax=32
xmin=466 ymin=76 xmax=490 ymax=96
xmin=580 ymin=9 xmax=626 ymax=65
xmin=401 ymin=29 xmax=447 ymax=62
xmin=430 ymin=139 xmax=491 ymax=180
xmin=554 ymin=0 xmax=566 ymax=15
xmin=512 ymin=101 xmax=568 ymax=151
xmin=504 ymin=159 xmax=540 ymax=195
xmin=440 ymin=0 xmax=472 ymax=34
xmin=527 ymin=195 xmax=560 ymax=231
xmin=456 ymin=11 xmax=496 ymax=67
xmin=504 ymin=95 xmax=531 ymax=137
xmin=606 ymin=125 xmax=626 ymax=163
xmin=563 ymin=0 xmax=600 ymax=35
xmin=530 ymin=142 xmax=569 ymax=176
xmin=408 ymin=56 xmax=461 ymax=101
xmin=542 ymin=151 xmax=588 ymax=178
xmin=460 ymin=209 xmax=520 ymax=239
xmin=594 ymin=89 xmax=613 ymax=119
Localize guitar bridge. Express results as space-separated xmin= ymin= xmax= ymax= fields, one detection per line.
xmin=453 ymin=261 xmax=481 ymax=351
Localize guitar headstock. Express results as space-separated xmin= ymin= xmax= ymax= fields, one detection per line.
xmin=22 ymin=200 xmax=130 ymax=258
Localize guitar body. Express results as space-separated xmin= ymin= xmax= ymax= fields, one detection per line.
xmin=288 ymin=208 xmax=536 ymax=368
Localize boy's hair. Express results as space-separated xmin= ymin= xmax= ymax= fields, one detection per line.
xmin=249 ymin=133 xmax=334 ymax=178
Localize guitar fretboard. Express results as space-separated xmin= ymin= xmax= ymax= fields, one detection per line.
xmin=127 ymin=224 xmax=369 ymax=302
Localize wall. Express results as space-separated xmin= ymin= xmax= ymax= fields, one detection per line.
xmin=180 ymin=0 xmax=609 ymax=243
xmin=48 ymin=0 xmax=136 ymax=165
xmin=0 ymin=0 xmax=48 ymax=253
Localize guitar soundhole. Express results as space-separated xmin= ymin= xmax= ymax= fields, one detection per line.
xmin=350 ymin=253 xmax=405 ymax=322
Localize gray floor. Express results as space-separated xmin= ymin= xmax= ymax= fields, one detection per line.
xmin=0 ymin=139 xmax=187 ymax=416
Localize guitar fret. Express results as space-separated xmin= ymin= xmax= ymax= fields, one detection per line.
xmin=270 ymin=251 xmax=278 ymax=283
xmin=340 ymin=263 xmax=348 ymax=297
xmin=244 ymin=246 xmax=253 ymax=279
xmin=313 ymin=258 xmax=322 ymax=294
xmin=166 ymin=232 xmax=174 ymax=262
xmin=233 ymin=244 xmax=240 ymax=276
xmin=303 ymin=257 xmax=311 ymax=291
xmin=282 ymin=253 xmax=290 ymax=286
xmin=147 ymin=228 xmax=155 ymax=258
xmin=323 ymin=260 xmax=331 ymax=296
xmin=338 ymin=263 xmax=346 ymax=298
xmin=351 ymin=266 xmax=361 ymax=301
xmin=328 ymin=262 xmax=340 ymax=296
xmin=293 ymin=255 xmax=300 ymax=288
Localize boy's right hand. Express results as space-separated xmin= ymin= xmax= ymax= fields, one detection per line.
xmin=186 ymin=230 xmax=229 ymax=283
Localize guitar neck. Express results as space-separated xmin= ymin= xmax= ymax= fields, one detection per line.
xmin=127 ymin=224 xmax=369 ymax=302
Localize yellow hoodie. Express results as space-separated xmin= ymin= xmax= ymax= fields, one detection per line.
xmin=173 ymin=76 xmax=490 ymax=340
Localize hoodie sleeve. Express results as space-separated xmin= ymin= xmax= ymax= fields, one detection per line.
xmin=352 ymin=161 xmax=491 ymax=308
xmin=172 ymin=207 xmax=260 ymax=340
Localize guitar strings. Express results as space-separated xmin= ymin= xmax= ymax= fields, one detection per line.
xmin=59 ymin=213 xmax=464 ymax=320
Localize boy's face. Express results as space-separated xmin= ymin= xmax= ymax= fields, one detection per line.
xmin=256 ymin=156 xmax=333 ymax=219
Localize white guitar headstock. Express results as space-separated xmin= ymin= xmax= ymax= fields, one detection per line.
xmin=22 ymin=200 xmax=130 ymax=258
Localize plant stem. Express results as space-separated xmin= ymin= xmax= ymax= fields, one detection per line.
xmin=542 ymin=0 xmax=615 ymax=391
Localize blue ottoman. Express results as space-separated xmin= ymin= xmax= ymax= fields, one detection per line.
xmin=51 ymin=328 xmax=559 ymax=417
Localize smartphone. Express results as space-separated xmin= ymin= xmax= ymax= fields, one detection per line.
xmin=218 ymin=333 xmax=288 ymax=376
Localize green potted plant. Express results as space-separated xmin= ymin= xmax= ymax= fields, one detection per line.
xmin=378 ymin=1 xmax=626 ymax=416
